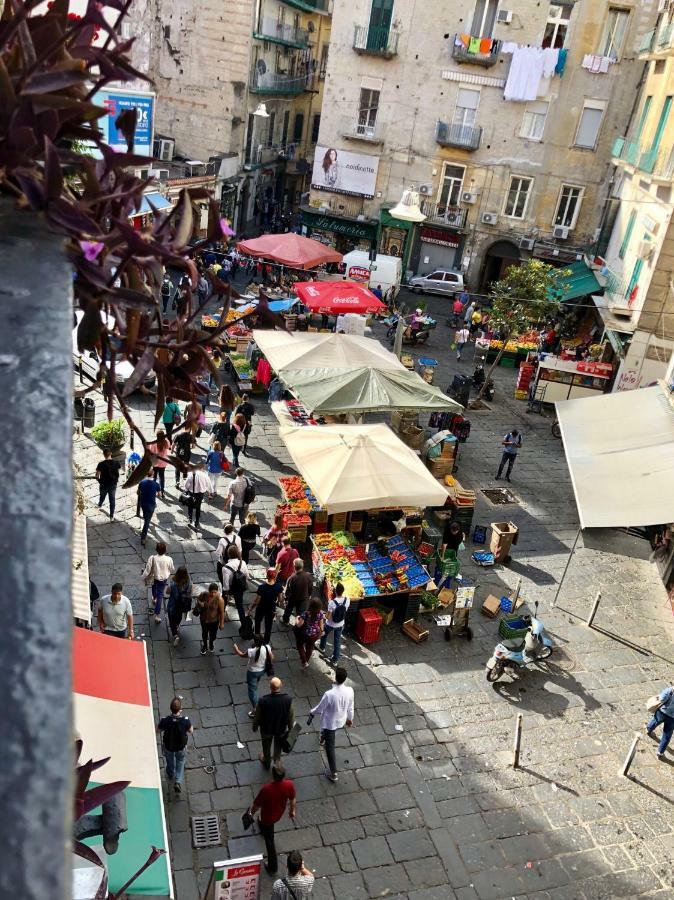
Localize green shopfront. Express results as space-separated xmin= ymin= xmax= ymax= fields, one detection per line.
xmin=300 ymin=208 xmax=378 ymax=255
xmin=379 ymin=206 xmax=415 ymax=275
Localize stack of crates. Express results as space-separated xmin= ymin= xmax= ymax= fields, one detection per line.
xmin=355 ymin=608 xmax=382 ymax=645
xmin=452 ymin=504 xmax=475 ymax=534
xmin=437 ymin=549 xmax=461 ymax=579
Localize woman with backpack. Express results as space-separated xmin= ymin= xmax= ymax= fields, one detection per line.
xmin=233 ymin=633 xmax=273 ymax=716
xmin=294 ymin=598 xmax=325 ymax=670
xmin=220 ymin=544 xmax=249 ymax=624
xmin=318 ymin=582 xmax=350 ymax=665
xmin=167 ymin=567 xmax=192 ymax=646
xmin=229 ymin=412 xmax=247 ymax=468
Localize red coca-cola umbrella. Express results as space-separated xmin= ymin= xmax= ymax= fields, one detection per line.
xmin=236 ymin=233 xmax=342 ymax=269
xmin=294 ymin=281 xmax=387 ymax=314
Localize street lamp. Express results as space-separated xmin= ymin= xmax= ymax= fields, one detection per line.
xmin=253 ymin=102 xmax=270 ymax=118
xmin=389 ymin=185 xmax=426 ymax=223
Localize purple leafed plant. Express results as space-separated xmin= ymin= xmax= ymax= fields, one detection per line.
xmin=0 ymin=0 xmax=238 ymax=486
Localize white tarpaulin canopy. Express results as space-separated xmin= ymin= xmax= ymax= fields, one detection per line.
xmin=279 ymin=422 xmax=449 ymax=513
xmin=253 ymin=330 xmax=401 ymax=372
xmin=556 ymin=382 xmax=674 ymax=528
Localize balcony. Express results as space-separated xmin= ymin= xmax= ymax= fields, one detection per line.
xmin=420 ymin=201 xmax=467 ymax=229
xmin=342 ymin=122 xmax=383 ymax=145
xmin=253 ymin=18 xmax=309 ymax=48
xmin=353 ymin=25 xmax=399 ymax=58
xmin=612 ymin=136 xmax=642 ymax=167
xmin=316 ymin=194 xmax=366 ymax=219
xmin=249 ymin=69 xmax=307 ymax=94
xmin=435 ymin=121 xmax=482 ymax=151
xmin=281 ymin=0 xmax=331 ymax=13
xmin=451 ymin=33 xmax=500 ymax=68
xmin=639 ymin=22 xmax=674 ymax=57
xmin=613 ymin=137 xmax=674 ymax=180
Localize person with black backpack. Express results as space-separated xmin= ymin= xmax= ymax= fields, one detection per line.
xmin=220 ymin=544 xmax=250 ymax=624
xmin=318 ymin=582 xmax=350 ymax=665
xmin=233 ymin=633 xmax=274 ymax=716
xmin=166 ymin=567 xmax=193 ymax=646
xmin=157 ymin=697 xmax=193 ymax=794
xmin=226 ymin=467 xmax=254 ymax=525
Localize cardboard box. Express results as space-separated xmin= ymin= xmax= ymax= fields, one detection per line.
xmin=481 ymin=594 xmax=501 ymax=618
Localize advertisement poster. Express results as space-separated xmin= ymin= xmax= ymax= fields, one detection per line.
xmin=99 ymin=89 xmax=155 ymax=156
xmin=213 ymin=856 xmax=262 ymax=900
xmin=311 ymin=146 xmax=379 ymax=198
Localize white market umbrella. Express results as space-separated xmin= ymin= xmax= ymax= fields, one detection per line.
xmin=253 ymin=329 xmax=402 ymax=372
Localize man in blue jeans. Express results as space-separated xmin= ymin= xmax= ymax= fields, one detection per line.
xmin=647 ymin=684 xmax=674 ymax=760
xmin=137 ymin=474 xmax=160 ymax=546
xmin=496 ymin=429 xmax=522 ymax=482
xmin=319 ymin=582 xmax=349 ymax=665
xmin=157 ymin=697 xmax=193 ymax=794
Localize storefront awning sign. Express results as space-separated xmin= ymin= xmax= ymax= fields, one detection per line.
xmin=420 ymin=226 xmax=460 ymax=248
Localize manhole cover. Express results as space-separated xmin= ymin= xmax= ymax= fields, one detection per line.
xmin=482 ymin=488 xmax=518 ymax=504
xmin=191 ymin=814 xmax=221 ymax=848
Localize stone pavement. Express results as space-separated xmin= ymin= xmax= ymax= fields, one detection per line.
xmin=78 ymin=290 xmax=674 ymax=900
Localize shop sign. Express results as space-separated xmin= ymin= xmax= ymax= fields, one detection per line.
xmin=311 ymin=146 xmax=379 ymax=198
xmin=420 ymin=226 xmax=460 ymax=248
xmin=576 ymin=360 xmax=613 ymax=377
xmin=348 ymin=266 xmax=371 ymax=281
xmin=301 ymin=209 xmax=376 ymax=240
xmin=210 ymin=856 xmax=262 ymax=900
xmin=97 ymin=89 xmax=155 ymax=157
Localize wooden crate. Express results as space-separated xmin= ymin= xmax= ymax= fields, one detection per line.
xmin=402 ymin=619 xmax=429 ymax=643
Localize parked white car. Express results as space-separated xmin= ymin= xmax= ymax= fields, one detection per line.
xmin=409 ymin=269 xmax=464 ymax=297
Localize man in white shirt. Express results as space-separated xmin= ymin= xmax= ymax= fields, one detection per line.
xmin=98 ymin=582 xmax=134 ymax=639
xmin=310 ymin=667 xmax=354 ymax=783
xmin=455 ymin=326 xmax=470 ymax=361
xmin=142 ymin=541 xmax=175 ymax=624
xmin=184 ymin=463 xmax=211 ymax=531
xmin=226 ymin=467 xmax=249 ymax=525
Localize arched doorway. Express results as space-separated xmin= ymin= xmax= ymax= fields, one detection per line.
xmin=481 ymin=240 xmax=521 ymax=292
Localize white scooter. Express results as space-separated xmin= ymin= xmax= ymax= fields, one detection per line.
xmin=485 ymin=602 xmax=553 ymax=683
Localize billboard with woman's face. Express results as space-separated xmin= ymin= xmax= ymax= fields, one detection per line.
xmin=311 ymin=146 xmax=379 ymax=198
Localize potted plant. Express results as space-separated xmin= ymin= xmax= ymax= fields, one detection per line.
xmin=90 ymin=419 xmax=126 ymax=456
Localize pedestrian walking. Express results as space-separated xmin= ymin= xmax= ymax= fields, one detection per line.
xmin=167 ymin=566 xmax=192 ymax=646
xmin=496 ymin=429 xmax=522 ymax=482
xmin=157 ymin=696 xmax=193 ymax=795
xmin=195 ymin=584 xmax=226 ymax=655
xmin=318 ymin=582 xmax=349 ymax=664
xmin=248 ymin=762 xmax=296 ymax=875
xmin=229 ymin=412 xmax=247 ymax=467
xmin=210 ymin=411 xmax=230 ymax=449
xmin=147 ymin=430 xmax=170 ymax=499
xmin=235 ymin=393 xmax=255 ymax=454
xmin=216 ymin=523 xmax=242 ymax=585
xmin=249 ymin=568 xmax=284 ymax=644
xmin=271 ymin=852 xmax=314 ymax=899
xmin=647 ymin=684 xmax=674 ymax=759
xmin=275 ymin=536 xmax=299 ymax=587
xmin=197 ymin=272 xmax=209 ymax=306
xmin=253 ymin=678 xmax=294 ymax=769
xmin=172 ymin=431 xmax=195 ymax=488
xmin=226 ymin=467 xmax=250 ymax=525
xmin=294 ymin=599 xmax=325 ymax=670
xmin=234 ymin=633 xmax=273 ymax=715
xmin=206 ymin=441 xmax=227 ymax=497
xmin=463 ymin=301 xmax=475 ymax=325
xmin=161 ymin=274 xmax=172 ymax=314
xmin=142 ymin=541 xmax=175 ymax=624
xmin=219 ymin=383 xmax=236 ymax=419
xmin=161 ymin=395 xmax=181 ymax=440
xmin=470 ymin=306 xmax=483 ymax=337
xmin=137 ymin=473 xmax=160 ymax=546
xmin=265 ymin=513 xmax=289 ymax=566
xmin=282 ymin=559 xmax=313 ymax=626
xmin=455 ymin=325 xmax=470 ymax=361
xmin=184 ymin=464 xmax=210 ymax=531
xmin=95 ymin=449 xmax=121 ymax=520
xmin=97 ymin=582 xmax=134 ymax=639
xmin=239 ymin=512 xmax=261 ymax=563
xmin=221 ymin=544 xmax=250 ymax=624
xmin=311 ymin=666 xmax=354 ymax=783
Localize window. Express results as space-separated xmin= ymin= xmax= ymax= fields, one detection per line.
xmin=618 ymin=209 xmax=636 ymax=259
xmin=554 ymin=184 xmax=584 ymax=229
xmin=634 ymin=96 xmax=653 ymax=142
xmin=427 ymin=272 xmax=444 ymax=281
xmin=504 ymin=175 xmax=533 ymax=218
xmin=437 ymin=163 xmax=465 ymax=208
xmin=245 ymin=113 xmax=254 ymax=164
xmin=574 ymin=100 xmax=605 ymax=149
xmin=543 ymin=3 xmax=572 ymax=49
xmin=267 ymin=111 xmax=275 ymax=148
xmin=471 ymin=0 xmax=499 ymax=37
xmin=453 ymin=88 xmax=480 ymax=130
xmin=521 ymin=101 xmax=549 ymax=141
xmin=281 ymin=110 xmax=290 ymax=147
xmin=292 ymin=112 xmax=304 ymax=143
xmin=357 ymin=87 xmax=380 ymax=137
xmin=599 ymin=7 xmax=630 ymax=60
xmin=311 ymin=113 xmax=321 ymax=143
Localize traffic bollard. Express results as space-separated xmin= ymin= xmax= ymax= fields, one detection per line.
xmin=586 ymin=591 xmax=601 ymax=628
xmin=620 ymin=732 xmax=640 ymax=777
xmin=513 ymin=713 xmax=523 ymax=769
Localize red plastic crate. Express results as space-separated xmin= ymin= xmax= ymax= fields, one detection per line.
xmin=356 ymin=608 xmax=382 ymax=645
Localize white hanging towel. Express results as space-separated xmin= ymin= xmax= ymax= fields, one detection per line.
xmin=504 ymin=45 xmax=545 ymax=102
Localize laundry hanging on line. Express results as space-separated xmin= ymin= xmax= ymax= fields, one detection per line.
xmin=503 ymin=45 xmax=559 ymax=101
xmin=582 ymin=54 xmax=612 ymax=74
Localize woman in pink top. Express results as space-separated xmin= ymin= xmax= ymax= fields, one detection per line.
xmin=148 ymin=430 xmax=170 ymax=499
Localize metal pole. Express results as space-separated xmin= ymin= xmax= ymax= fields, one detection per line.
xmin=552 ymin=525 xmax=582 ymax=608
xmin=512 ymin=713 xmax=523 ymax=769
xmin=586 ymin=591 xmax=601 ymax=628
xmin=620 ymin=732 xmax=641 ymax=778
xmin=512 ymin=577 xmax=522 ymax=607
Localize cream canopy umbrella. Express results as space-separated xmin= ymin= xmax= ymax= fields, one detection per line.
xmin=278 ymin=423 xmax=449 ymax=513
xmin=253 ymin=329 xmax=402 ymax=372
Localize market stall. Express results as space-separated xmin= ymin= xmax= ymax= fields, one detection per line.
xmin=237 ymin=233 xmax=343 ymax=269
xmin=253 ymin=329 xmax=400 ymax=372
xmin=531 ymin=356 xmax=613 ymax=403
xmin=293 ymin=280 xmax=387 ymax=316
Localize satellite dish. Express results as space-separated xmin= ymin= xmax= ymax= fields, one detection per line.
xmin=257 ymin=59 xmax=267 ymax=74
xmin=307 ymin=20 xmax=315 ymax=32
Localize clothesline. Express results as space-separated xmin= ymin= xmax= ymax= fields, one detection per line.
xmin=502 ymin=44 xmax=567 ymax=102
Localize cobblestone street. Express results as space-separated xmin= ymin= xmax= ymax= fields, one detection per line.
xmin=79 ymin=293 xmax=674 ymax=900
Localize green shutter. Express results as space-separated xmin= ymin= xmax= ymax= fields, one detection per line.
xmin=618 ymin=210 xmax=636 ymax=260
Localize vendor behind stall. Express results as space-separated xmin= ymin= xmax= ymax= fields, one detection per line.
xmin=441 ymin=521 xmax=465 ymax=556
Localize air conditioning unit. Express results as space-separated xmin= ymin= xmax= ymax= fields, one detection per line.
xmin=481 ymin=212 xmax=498 ymax=225
xmin=520 ymin=237 xmax=535 ymax=251
xmin=418 ymin=184 xmax=432 ymax=195
xmin=553 ymin=225 xmax=570 ymax=239
xmin=156 ymin=138 xmax=175 ymax=162
xmin=496 ymin=9 xmax=513 ymax=24
xmin=639 ymin=240 xmax=655 ymax=260
xmin=462 ymin=191 xmax=478 ymax=204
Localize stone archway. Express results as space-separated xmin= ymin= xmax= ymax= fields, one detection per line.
xmin=481 ymin=240 xmax=521 ymax=291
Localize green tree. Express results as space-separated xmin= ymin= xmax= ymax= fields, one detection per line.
xmin=475 ymin=259 xmax=571 ymax=403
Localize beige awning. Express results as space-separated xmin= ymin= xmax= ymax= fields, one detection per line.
xmin=253 ymin=329 xmax=402 ymax=372
xmin=72 ymin=511 xmax=91 ymax=623
xmin=556 ymin=381 xmax=674 ymax=528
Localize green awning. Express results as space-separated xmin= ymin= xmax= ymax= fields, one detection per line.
xmin=550 ymin=260 xmax=602 ymax=303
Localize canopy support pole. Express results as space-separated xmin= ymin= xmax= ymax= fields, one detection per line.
xmin=552 ymin=525 xmax=582 ymax=608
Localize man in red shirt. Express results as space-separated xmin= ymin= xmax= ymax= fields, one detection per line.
xmin=275 ymin=537 xmax=299 ymax=587
xmin=249 ymin=762 xmax=297 ymax=874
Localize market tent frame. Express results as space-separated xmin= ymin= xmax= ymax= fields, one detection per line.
xmin=236 ymin=233 xmax=343 ymax=269
xmin=253 ymin=329 xmax=403 ymax=372
xmin=282 ymin=366 xmax=463 ymax=415
xmin=555 ymin=381 xmax=674 ymax=528
xmin=279 ymin=422 xmax=449 ymax=513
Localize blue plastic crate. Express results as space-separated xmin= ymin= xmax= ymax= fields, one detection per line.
xmin=500 ymin=596 xmax=514 ymax=613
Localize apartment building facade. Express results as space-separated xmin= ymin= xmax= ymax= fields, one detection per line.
xmin=601 ymin=2 xmax=674 ymax=390
xmin=305 ymin=0 xmax=656 ymax=287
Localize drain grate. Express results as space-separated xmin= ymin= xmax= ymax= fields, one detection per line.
xmin=482 ymin=488 xmax=518 ymax=505
xmin=191 ymin=814 xmax=221 ymax=848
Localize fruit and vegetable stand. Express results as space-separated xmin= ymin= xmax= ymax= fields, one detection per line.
xmin=486 ymin=331 xmax=540 ymax=366
xmin=226 ymin=351 xmax=254 ymax=392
